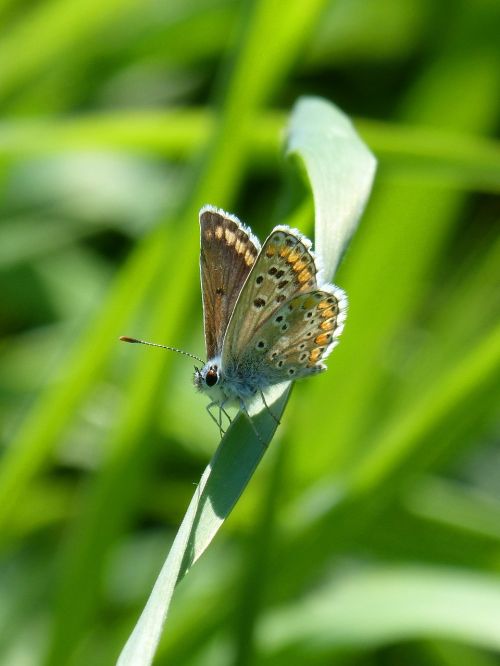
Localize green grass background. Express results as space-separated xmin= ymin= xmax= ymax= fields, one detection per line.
xmin=0 ymin=0 xmax=499 ymax=664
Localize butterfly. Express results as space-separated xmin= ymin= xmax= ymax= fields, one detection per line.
xmin=121 ymin=205 xmax=347 ymax=435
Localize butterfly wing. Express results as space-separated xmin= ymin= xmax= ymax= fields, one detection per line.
xmin=200 ymin=205 xmax=261 ymax=360
xmin=221 ymin=225 xmax=347 ymax=381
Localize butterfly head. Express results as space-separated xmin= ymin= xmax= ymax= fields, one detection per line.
xmin=194 ymin=357 xmax=225 ymax=398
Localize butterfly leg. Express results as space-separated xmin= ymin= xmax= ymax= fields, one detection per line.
xmin=259 ymin=389 xmax=281 ymax=426
xmin=216 ymin=403 xmax=224 ymax=435
xmin=206 ymin=402 xmax=226 ymax=438
xmin=219 ymin=401 xmax=233 ymax=431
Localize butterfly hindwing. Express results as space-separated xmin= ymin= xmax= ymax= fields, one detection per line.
xmin=233 ymin=287 xmax=347 ymax=383
xmin=200 ymin=206 xmax=260 ymax=359
xmin=221 ymin=226 xmax=319 ymax=364
xmin=262 ymin=287 xmax=346 ymax=379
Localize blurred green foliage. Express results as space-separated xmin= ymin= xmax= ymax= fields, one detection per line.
xmin=0 ymin=0 xmax=499 ymax=665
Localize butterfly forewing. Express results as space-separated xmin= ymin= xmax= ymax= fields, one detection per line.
xmin=222 ymin=227 xmax=319 ymax=363
xmin=200 ymin=206 xmax=260 ymax=359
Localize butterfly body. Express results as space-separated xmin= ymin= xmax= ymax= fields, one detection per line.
xmin=194 ymin=205 xmax=347 ymax=418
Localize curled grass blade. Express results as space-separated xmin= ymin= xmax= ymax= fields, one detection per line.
xmin=116 ymin=92 xmax=376 ymax=666
xmin=287 ymin=96 xmax=376 ymax=278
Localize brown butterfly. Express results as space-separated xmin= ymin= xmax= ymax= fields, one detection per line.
xmin=122 ymin=205 xmax=347 ymax=434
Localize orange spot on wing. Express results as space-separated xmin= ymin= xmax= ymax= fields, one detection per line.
xmin=293 ymin=259 xmax=307 ymax=272
xmin=266 ymin=244 xmax=276 ymax=257
xmin=298 ymin=268 xmax=312 ymax=283
xmin=318 ymin=300 xmax=330 ymax=309
xmin=322 ymin=307 xmax=336 ymax=318
xmin=320 ymin=320 xmax=334 ymax=331
xmin=309 ymin=348 xmax=321 ymax=363
xmin=287 ymin=250 xmax=300 ymax=263
xmin=315 ymin=333 xmax=329 ymax=346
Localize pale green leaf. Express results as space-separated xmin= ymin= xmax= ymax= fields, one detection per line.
xmin=259 ymin=567 xmax=500 ymax=657
xmin=286 ymin=96 xmax=376 ymax=279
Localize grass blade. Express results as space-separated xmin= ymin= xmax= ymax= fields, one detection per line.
xmin=259 ymin=566 xmax=500 ymax=658
xmin=117 ymin=92 xmax=376 ymax=666
xmin=118 ymin=388 xmax=289 ymax=666
xmin=286 ymin=96 xmax=376 ymax=278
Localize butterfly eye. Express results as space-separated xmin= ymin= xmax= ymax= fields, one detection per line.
xmin=205 ymin=367 xmax=219 ymax=387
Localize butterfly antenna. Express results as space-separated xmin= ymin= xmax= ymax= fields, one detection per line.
xmin=119 ymin=336 xmax=204 ymax=364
